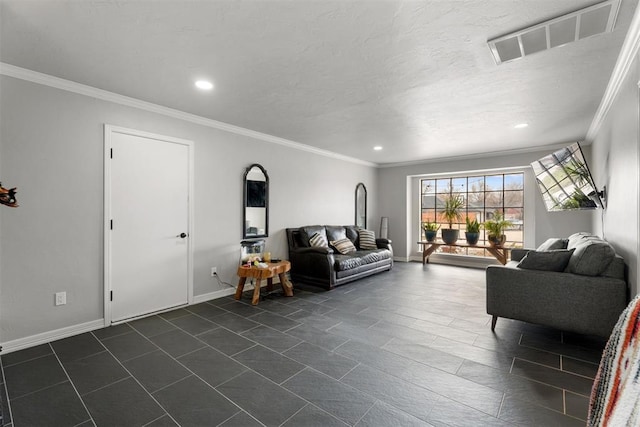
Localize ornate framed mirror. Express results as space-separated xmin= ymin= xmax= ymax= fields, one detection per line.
xmin=243 ymin=164 xmax=269 ymax=239
xmin=355 ymin=183 xmax=367 ymax=229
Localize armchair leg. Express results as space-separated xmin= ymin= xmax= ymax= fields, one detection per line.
xmin=491 ymin=315 xmax=498 ymax=331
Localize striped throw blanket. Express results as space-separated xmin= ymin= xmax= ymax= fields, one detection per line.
xmin=589 ymin=294 xmax=640 ymax=426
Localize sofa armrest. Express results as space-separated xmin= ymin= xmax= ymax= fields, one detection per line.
xmin=486 ymin=264 xmax=627 ymax=337
xmin=376 ymin=238 xmax=392 ymax=251
xmin=510 ymin=248 xmax=532 ymax=262
xmin=288 ymin=247 xmax=335 ymax=281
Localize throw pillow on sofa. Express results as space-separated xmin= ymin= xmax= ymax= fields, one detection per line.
xmin=331 ymin=238 xmax=357 ymax=254
xmin=358 ymin=229 xmax=378 ymax=250
xmin=537 ymin=238 xmax=569 ymax=251
xmin=567 ymin=240 xmax=616 ymax=276
xmin=309 ymin=232 xmax=328 ymax=248
xmin=517 ymin=249 xmax=575 ymax=272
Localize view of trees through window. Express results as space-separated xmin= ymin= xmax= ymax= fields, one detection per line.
xmin=420 ymin=173 xmax=525 ymax=257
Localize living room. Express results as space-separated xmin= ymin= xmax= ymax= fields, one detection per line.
xmin=1 ymin=0 xmax=640 ymax=425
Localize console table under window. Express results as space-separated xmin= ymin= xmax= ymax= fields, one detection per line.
xmin=417 ymin=241 xmax=510 ymax=265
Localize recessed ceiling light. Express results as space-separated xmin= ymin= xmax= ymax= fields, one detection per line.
xmin=195 ymin=80 xmax=214 ymax=90
xmin=514 ymin=123 xmax=529 ymax=129
xmin=373 ymin=146 xmax=383 ymax=151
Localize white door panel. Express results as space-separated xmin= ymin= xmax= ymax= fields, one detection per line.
xmin=107 ymin=128 xmax=191 ymax=323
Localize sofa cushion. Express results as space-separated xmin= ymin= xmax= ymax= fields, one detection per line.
xmin=517 ymin=249 xmax=575 ymax=272
xmin=567 ymin=240 xmax=616 ymax=276
xmin=360 ymin=249 xmax=392 ymax=264
xmin=537 ymin=238 xmax=568 ymax=252
xmin=333 ymin=255 xmax=363 ymax=271
xmin=309 ymin=232 xmax=328 ymax=248
xmin=344 ymin=226 xmax=359 ymax=244
xmin=326 ymin=226 xmax=348 ymax=242
xmin=300 ymin=226 xmax=326 ymax=248
xmin=331 ymin=238 xmax=357 ymax=255
xmin=358 ymin=229 xmax=377 ymax=250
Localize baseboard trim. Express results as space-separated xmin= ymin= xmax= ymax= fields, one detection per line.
xmin=0 ymin=319 xmax=105 ymax=355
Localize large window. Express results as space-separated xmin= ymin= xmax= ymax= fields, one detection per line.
xmin=420 ymin=173 xmax=524 ymax=257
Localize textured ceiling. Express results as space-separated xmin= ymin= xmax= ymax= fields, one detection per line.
xmin=0 ymin=0 xmax=637 ymax=165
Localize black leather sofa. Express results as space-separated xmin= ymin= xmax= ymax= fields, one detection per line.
xmin=286 ymin=225 xmax=393 ymax=290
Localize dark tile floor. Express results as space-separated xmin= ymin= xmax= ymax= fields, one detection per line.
xmin=0 ymin=262 xmax=607 ymax=426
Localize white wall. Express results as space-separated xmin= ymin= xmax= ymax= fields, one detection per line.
xmin=590 ymin=53 xmax=640 ymax=297
xmin=0 ymin=75 xmax=378 ymax=345
xmin=378 ymin=149 xmax=596 ymax=261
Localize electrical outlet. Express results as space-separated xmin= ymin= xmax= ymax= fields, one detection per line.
xmin=55 ymin=292 xmax=66 ymax=306
xmin=211 ymin=267 xmax=217 ymax=276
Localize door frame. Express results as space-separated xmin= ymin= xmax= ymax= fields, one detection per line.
xmin=103 ymin=124 xmax=194 ymax=326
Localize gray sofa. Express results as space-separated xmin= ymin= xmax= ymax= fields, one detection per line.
xmin=286 ymin=225 xmax=393 ymax=289
xmin=486 ymin=232 xmax=627 ymax=337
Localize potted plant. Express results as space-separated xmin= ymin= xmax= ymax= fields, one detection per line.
xmin=484 ymin=211 xmax=512 ymax=246
xmin=422 ymin=221 xmax=439 ymax=242
xmin=465 ymin=216 xmax=481 ymax=245
xmin=440 ymin=193 xmax=464 ymax=244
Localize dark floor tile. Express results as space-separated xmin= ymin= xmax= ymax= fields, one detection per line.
xmin=168 ymin=313 xmax=217 ymax=335
xmin=382 ymin=337 xmax=465 ymax=373
xmin=63 ymin=351 xmax=129 ymax=395
xmin=562 ymin=355 xmax=600 ymax=378
xmin=123 ymin=350 xmax=191 ymax=393
xmin=101 ymin=331 xmax=158 ymax=362
xmin=520 ymin=333 xmax=603 ymax=364
xmin=326 ymin=308 xmax=378 ymax=329
xmin=241 ymin=325 xmax=302 ymax=352
xmin=51 ymin=332 xmax=104 ymax=363
xmin=153 ymin=375 xmax=240 ymax=426
xmin=9 ymin=381 xmax=90 ymax=427
xmin=211 ymin=312 xmax=260 ymax=333
xmin=283 ymin=368 xmax=375 ymax=425
xmin=158 ymin=308 xmax=191 ymax=320
xmin=0 ymin=344 xmax=52 ymax=367
xmin=217 ymin=371 xmax=306 ymax=426
xmin=83 ymin=377 xmax=165 ymax=426
xmin=249 ymin=311 xmax=302 ymax=332
xmin=328 ymin=322 xmax=393 ymax=347
xmin=285 ymin=299 xmax=336 ymax=315
xmin=286 ymin=310 xmax=343 ymax=330
xmin=565 ymin=390 xmax=590 ymax=421
xmin=511 ymin=358 xmax=594 ymax=396
xmin=282 ymin=404 xmax=349 ymax=427
xmin=92 ymin=323 xmax=134 ymax=340
xmin=499 ymin=395 xmax=585 ymax=426
xmin=233 ymin=345 xmax=304 ymax=384
xmin=341 ymin=364 xmax=439 ymax=422
xmin=145 ymin=414 xmax=179 ymax=426
xmin=427 ymin=395 xmax=512 ymax=427
xmin=128 ymin=315 xmax=176 ymax=338
xmin=4 ymin=354 xmax=67 ymax=399
xmin=1 ymin=380 xmax=11 ymax=426
xmin=286 ymin=323 xmax=349 ymax=351
xmin=186 ymin=302 xmax=228 ymax=319
xmin=257 ymin=299 xmax=305 ymax=316
xmin=198 ymin=327 xmax=255 ymax=356
xmin=219 ymin=300 xmax=265 ymax=317
xmin=218 ymin=410 xmax=264 ymax=427
xmin=355 ymin=401 xmax=432 ymax=427
xmin=283 ymin=342 xmax=358 ymax=380
xmin=178 ymin=347 xmax=247 ymax=387
xmin=473 ymin=331 xmax=561 ymax=369
xmin=148 ymin=329 xmax=206 ymax=358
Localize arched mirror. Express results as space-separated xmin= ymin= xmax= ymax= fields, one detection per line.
xmin=243 ymin=164 xmax=269 ymax=239
xmin=355 ymin=183 xmax=367 ymax=229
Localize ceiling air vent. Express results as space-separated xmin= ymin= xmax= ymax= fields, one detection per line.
xmin=488 ymin=0 xmax=620 ymax=65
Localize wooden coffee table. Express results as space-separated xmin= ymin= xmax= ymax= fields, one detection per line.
xmin=235 ymin=260 xmax=294 ymax=305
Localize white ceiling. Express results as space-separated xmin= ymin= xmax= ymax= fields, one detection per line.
xmin=1 ymin=0 xmax=637 ymax=165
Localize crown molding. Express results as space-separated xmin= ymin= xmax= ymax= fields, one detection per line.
xmin=586 ymin=1 xmax=640 ymax=141
xmin=378 ymin=141 xmax=575 ymax=169
xmin=0 ymin=62 xmax=377 ymax=168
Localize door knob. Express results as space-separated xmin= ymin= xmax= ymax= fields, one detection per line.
xmin=177 ymin=232 xmax=187 ymax=238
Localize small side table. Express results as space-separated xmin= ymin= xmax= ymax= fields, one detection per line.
xmin=235 ymin=260 xmax=294 ymax=305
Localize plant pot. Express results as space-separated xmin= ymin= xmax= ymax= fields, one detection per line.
xmin=488 ymin=234 xmax=506 ymax=247
xmin=441 ymin=229 xmax=459 ymax=245
xmin=424 ymin=230 xmax=437 ymax=242
xmin=465 ymin=232 xmax=480 ymax=245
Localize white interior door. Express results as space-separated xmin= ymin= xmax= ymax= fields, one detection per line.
xmin=105 ymin=126 xmax=192 ymax=323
